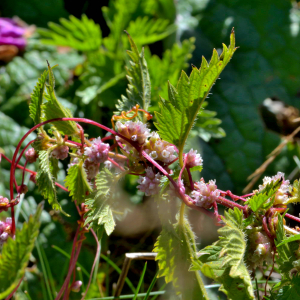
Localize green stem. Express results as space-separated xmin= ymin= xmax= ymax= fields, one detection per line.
xmin=179 ymin=202 xmax=185 ymax=225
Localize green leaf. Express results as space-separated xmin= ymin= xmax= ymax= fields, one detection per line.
xmin=154 ymin=29 xmax=236 ymax=148
xmin=270 ymin=275 xmax=300 ymax=300
xmin=36 ymin=150 xmax=62 ymax=212
xmin=42 ymin=64 xmax=79 ymax=136
xmin=116 ymin=34 xmax=151 ymax=119
xmin=247 ymin=179 xmax=281 ymax=212
xmin=0 ymin=203 xmax=43 ymax=298
xmin=275 ymin=215 xmax=298 ymax=275
xmin=126 ymin=16 xmax=176 ymax=46
xmin=154 ymin=218 xmax=209 ymax=299
xmin=38 ymin=15 xmax=102 ymax=52
xmin=181 ymin=0 xmax=300 ymax=193
xmin=193 ymin=208 xmax=254 ymax=300
xmin=64 ymin=160 xmax=93 ymax=204
xmin=29 ymin=70 xmax=48 ymax=125
xmin=84 ymin=168 xmax=119 ymax=236
xmin=277 ymin=234 xmax=300 ymax=247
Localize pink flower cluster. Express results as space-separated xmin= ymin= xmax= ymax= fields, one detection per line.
xmin=144 ymin=132 xmax=176 ymax=164
xmin=25 ymin=148 xmax=38 ymax=163
xmin=116 ymin=120 xmax=150 ymax=151
xmin=84 ymin=138 xmax=109 ymax=164
xmin=51 ymin=145 xmax=69 ymax=160
xmin=137 ymin=167 xmax=163 ymax=196
xmin=0 ymin=18 xmax=26 ymax=49
xmin=259 ymin=172 xmax=290 ymax=205
xmin=0 ymin=217 xmax=13 ymax=248
xmin=185 ymin=149 xmax=203 ymax=168
xmin=190 ymin=179 xmax=220 ymax=209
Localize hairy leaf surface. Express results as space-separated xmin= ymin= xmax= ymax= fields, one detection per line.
xmin=64 ymin=160 xmax=92 ymax=204
xmin=116 ymin=34 xmax=151 ymax=119
xmin=154 ymin=219 xmax=208 ymax=299
xmin=85 ymin=168 xmax=119 ymax=235
xmin=0 ymin=203 xmax=43 ymax=298
xmin=192 ymin=208 xmax=254 ymax=300
xmin=29 ymin=70 xmax=48 ymax=125
xmin=155 ymin=29 xmax=236 ymax=148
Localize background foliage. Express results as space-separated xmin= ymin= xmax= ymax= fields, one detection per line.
xmin=1 ymin=0 xmax=300 ymax=299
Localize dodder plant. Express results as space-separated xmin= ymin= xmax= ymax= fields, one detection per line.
xmin=1 ymin=30 xmax=300 ymax=300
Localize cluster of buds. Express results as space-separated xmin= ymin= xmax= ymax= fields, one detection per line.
xmin=144 ymin=132 xmax=177 ymax=164
xmin=190 ymin=179 xmax=220 ymax=209
xmin=25 ymin=148 xmax=38 ymax=163
xmin=116 ymin=120 xmax=150 ymax=151
xmin=259 ymin=172 xmax=290 ymax=205
xmin=246 ymin=229 xmax=273 ymax=268
xmin=0 ymin=196 xmax=9 ymax=212
xmin=137 ymin=167 xmax=163 ymax=196
xmin=0 ymin=217 xmax=13 ymax=248
xmin=51 ymin=145 xmax=69 ymax=160
xmin=84 ymin=138 xmax=109 ymax=164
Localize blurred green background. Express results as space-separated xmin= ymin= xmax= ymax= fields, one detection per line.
xmin=1 ymin=0 xmax=300 ymax=299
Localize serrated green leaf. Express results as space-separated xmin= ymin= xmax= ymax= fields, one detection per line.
xmin=29 ymin=70 xmax=48 ymax=125
xmin=277 ymin=234 xmax=300 ymax=247
xmin=0 ymin=203 xmax=43 ymax=298
xmin=42 ymin=64 xmax=79 ymax=136
xmin=275 ymin=215 xmax=298 ymax=275
xmin=115 ymin=34 xmax=151 ymax=120
xmin=153 ymin=219 xmax=208 ymax=299
xmin=38 ymin=14 xmax=102 ymax=52
xmin=64 ymin=160 xmax=92 ymax=204
xmin=193 ymin=208 xmax=254 ymax=300
xmin=154 ymin=29 xmax=236 ymax=148
xmin=247 ymin=179 xmax=281 ymax=212
xmin=84 ymin=168 xmax=119 ymax=236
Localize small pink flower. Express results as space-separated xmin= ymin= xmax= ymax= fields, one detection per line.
xmin=144 ymin=133 xmax=177 ymax=164
xmin=185 ymin=149 xmax=203 ymax=168
xmin=84 ymin=137 xmax=109 ymax=164
xmin=84 ymin=160 xmax=100 ymax=180
xmin=51 ymin=145 xmax=69 ymax=160
xmin=25 ymin=148 xmax=38 ymax=163
xmin=0 ymin=217 xmax=13 ymax=247
xmin=116 ymin=120 xmax=150 ymax=151
xmin=137 ymin=167 xmax=162 ymax=196
xmin=191 ymin=179 xmax=220 ymax=208
xmin=71 ymin=280 xmax=82 ymax=292
xmin=0 ymin=196 xmax=9 ymax=212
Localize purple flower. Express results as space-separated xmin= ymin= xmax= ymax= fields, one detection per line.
xmin=0 ymin=18 xmax=26 ymax=49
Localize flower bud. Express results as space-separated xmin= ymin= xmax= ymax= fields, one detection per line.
xmin=18 ymin=184 xmax=28 ymax=195
xmin=29 ymin=173 xmax=36 ymax=184
xmin=71 ymin=280 xmax=82 ymax=292
xmin=25 ymin=148 xmax=38 ymax=163
xmin=51 ymin=145 xmax=69 ymax=160
xmin=84 ymin=160 xmax=100 ymax=180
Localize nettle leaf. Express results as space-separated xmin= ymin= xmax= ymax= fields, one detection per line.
xmin=154 ymin=219 xmax=208 ymax=299
xmin=247 ymin=179 xmax=281 ymax=212
xmin=284 ymin=179 xmax=300 ymax=205
xmin=64 ymin=160 xmax=92 ymax=204
xmin=155 ymin=29 xmax=236 ymax=148
xmin=38 ymin=15 xmax=102 ymax=52
xmin=84 ymin=168 xmax=119 ymax=236
xmin=0 ymin=203 xmax=42 ymax=298
xmin=36 ymin=150 xmax=62 ymax=212
xmin=193 ymin=208 xmax=254 ymax=300
xmin=42 ymin=64 xmax=79 ymax=136
xmin=275 ymin=215 xmax=298 ymax=275
xmin=115 ymin=34 xmax=151 ymax=119
xmin=126 ymin=16 xmax=176 ymax=46
xmin=270 ymin=275 xmax=300 ymax=300
xmin=146 ymin=38 xmax=195 ymax=107
xmin=29 ymin=70 xmax=48 ymax=125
